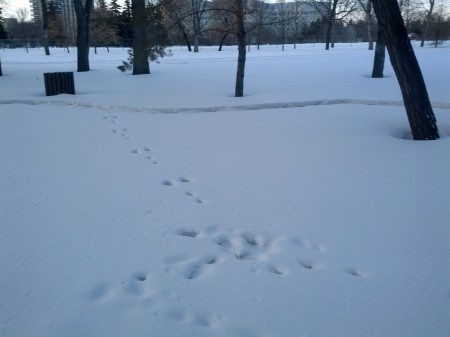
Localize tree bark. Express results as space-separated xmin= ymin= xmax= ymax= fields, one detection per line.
xmin=40 ymin=0 xmax=50 ymax=55
xmin=218 ymin=32 xmax=228 ymax=51
xmin=234 ymin=0 xmax=246 ymax=97
xmin=371 ymin=0 xmax=439 ymax=140
xmin=73 ymin=0 xmax=94 ymax=72
xmin=371 ymin=27 xmax=385 ymax=78
xmin=420 ymin=0 xmax=434 ymax=47
xmin=176 ymin=19 xmax=192 ymax=52
xmin=366 ymin=0 xmax=374 ymax=50
xmin=132 ymin=0 xmax=150 ymax=75
xmin=183 ymin=30 xmax=192 ymax=52
xmin=325 ymin=0 xmax=338 ymax=50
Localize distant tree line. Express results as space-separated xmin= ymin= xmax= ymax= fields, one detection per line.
xmin=0 ymin=0 xmax=445 ymax=139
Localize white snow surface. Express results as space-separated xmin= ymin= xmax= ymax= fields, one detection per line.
xmin=1 ymin=43 xmax=450 ymax=337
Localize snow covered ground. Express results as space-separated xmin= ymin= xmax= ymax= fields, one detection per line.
xmin=1 ymin=42 xmax=449 ymax=337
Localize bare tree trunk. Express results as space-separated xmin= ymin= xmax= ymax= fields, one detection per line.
xmin=193 ymin=34 xmax=200 ymax=52
xmin=40 ymin=0 xmax=50 ymax=55
xmin=366 ymin=0 xmax=374 ymax=50
xmin=372 ymin=27 xmax=385 ymax=78
xmin=433 ymin=14 xmax=442 ymax=48
xmin=325 ymin=20 xmax=333 ymax=50
xmin=183 ymin=30 xmax=192 ymax=52
xmin=0 ymin=56 xmax=3 ymax=76
xmin=325 ymin=0 xmax=338 ymax=50
xmin=73 ymin=0 xmax=94 ymax=72
xmin=218 ymin=32 xmax=228 ymax=51
xmin=132 ymin=0 xmax=150 ymax=75
xmin=420 ymin=0 xmax=435 ymax=47
xmin=372 ymin=0 xmax=439 ymax=140
xmin=174 ymin=19 xmax=192 ymax=51
xmin=234 ymin=0 xmax=246 ymax=97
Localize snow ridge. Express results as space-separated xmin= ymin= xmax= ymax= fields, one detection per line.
xmin=1 ymin=98 xmax=450 ymax=114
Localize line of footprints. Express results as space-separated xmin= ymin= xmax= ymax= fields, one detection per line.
xmin=172 ymin=226 xmax=368 ymax=279
xmin=104 ymin=112 xmax=208 ymax=203
xmin=96 ymin=112 xmax=368 ymax=329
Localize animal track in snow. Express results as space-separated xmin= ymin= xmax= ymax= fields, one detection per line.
xmin=87 ymin=282 xmax=116 ymax=302
xmin=182 ymin=254 xmax=220 ymax=280
xmin=177 ymin=227 xmax=200 ymax=238
xmin=87 ymin=271 xmax=153 ymax=304
xmin=162 ymin=179 xmax=176 ymax=186
xmin=161 ymin=177 xmax=208 ymax=204
xmin=103 ymin=114 xmax=119 ymax=125
xmin=269 ymin=265 xmax=286 ymax=275
xmin=345 ymin=267 xmax=367 ymax=278
xmin=184 ymin=264 xmax=203 ymax=279
xmin=111 ymin=127 xmax=132 ymax=140
xmin=298 ymin=259 xmax=323 ymax=271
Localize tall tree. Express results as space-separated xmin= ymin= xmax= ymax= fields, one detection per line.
xmin=420 ymin=0 xmax=435 ymax=46
xmin=16 ymin=7 xmax=30 ymax=52
xmin=357 ymin=0 xmax=375 ymax=49
xmin=371 ymin=0 xmax=439 ymax=140
xmin=161 ymin=0 xmax=193 ymax=51
xmin=109 ymin=0 xmax=122 ymax=16
xmin=311 ymin=0 xmax=358 ymax=50
xmin=0 ymin=0 xmax=3 ymax=75
xmin=234 ymin=0 xmax=246 ymax=97
xmin=132 ymin=0 xmax=150 ymax=74
xmin=250 ymin=0 xmax=269 ymax=50
xmin=276 ymin=0 xmax=289 ymax=51
xmin=40 ymin=0 xmax=50 ymax=55
xmin=91 ymin=1 xmax=119 ymax=53
xmin=211 ymin=0 xmax=235 ymax=51
xmin=190 ymin=0 xmax=209 ymax=52
xmin=73 ymin=0 xmax=95 ymax=72
xmin=371 ymin=26 xmax=385 ymax=77
xmin=48 ymin=0 xmax=66 ymax=47
xmin=0 ymin=2 xmax=8 ymax=40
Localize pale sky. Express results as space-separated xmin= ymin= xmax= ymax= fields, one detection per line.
xmin=3 ymin=0 xmax=126 ymax=19
xmin=4 ymin=0 xmax=32 ymax=18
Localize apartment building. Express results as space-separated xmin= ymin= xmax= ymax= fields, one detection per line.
xmin=29 ymin=0 xmax=77 ymax=42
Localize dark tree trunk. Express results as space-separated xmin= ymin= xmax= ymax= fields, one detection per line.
xmin=218 ymin=32 xmax=228 ymax=51
xmin=372 ymin=27 xmax=385 ymax=78
xmin=325 ymin=0 xmax=338 ymax=50
xmin=325 ymin=20 xmax=333 ymax=50
xmin=366 ymin=1 xmax=374 ymax=50
xmin=234 ymin=0 xmax=246 ymax=97
xmin=73 ymin=0 xmax=94 ymax=72
xmin=41 ymin=0 xmax=50 ymax=55
xmin=182 ymin=30 xmax=192 ymax=52
xmin=132 ymin=0 xmax=150 ymax=75
xmin=175 ymin=19 xmax=191 ymax=52
xmin=420 ymin=1 xmax=434 ymax=47
xmin=0 ymin=57 xmax=3 ymax=76
xmin=372 ymin=0 xmax=439 ymax=140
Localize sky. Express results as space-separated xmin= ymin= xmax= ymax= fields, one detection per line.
xmin=3 ymin=0 xmax=32 ymax=18
xmin=3 ymin=0 xmax=127 ymax=19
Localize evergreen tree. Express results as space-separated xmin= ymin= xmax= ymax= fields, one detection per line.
xmin=0 ymin=4 xmax=5 ymax=76
xmin=91 ymin=3 xmax=119 ymax=52
xmin=47 ymin=0 xmax=67 ymax=47
xmin=109 ymin=0 xmax=122 ymax=17
xmin=118 ymin=1 xmax=169 ymax=73
xmin=0 ymin=5 xmax=7 ymax=39
xmin=118 ymin=0 xmax=133 ymax=45
xmin=97 ymin=0 xmax=108 ymax=10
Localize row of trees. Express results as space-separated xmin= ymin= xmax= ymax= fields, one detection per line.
xmin=0 ymin=0 xmax=444 ymax=140
xmin=2 ymin=1 xmax=449 ymax=51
